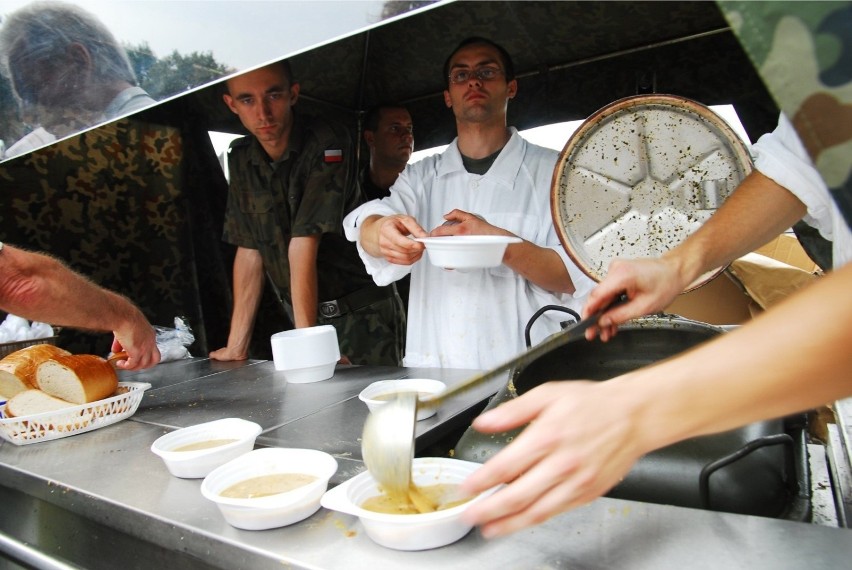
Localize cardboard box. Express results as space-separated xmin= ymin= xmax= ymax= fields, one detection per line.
xmin=664 ymin=233 xmax=821 ymax=326
xmin=728 ymin=252 xmax=819 ymax=311
xmin=665 ymin=271 xmax=755 ymax=325
xmin=754 ymin=234 xmax=820 ymax=273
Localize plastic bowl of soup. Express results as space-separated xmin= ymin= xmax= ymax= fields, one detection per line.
xmin=359 ymin=379 xmax=447 ymax=421
xmin=150 ymin=418 xmax=262 ymax=479
xmin=320 ymin=457 xmax=498 ymax=550
xmin=201 ymin=447 xmax=338 ymax=530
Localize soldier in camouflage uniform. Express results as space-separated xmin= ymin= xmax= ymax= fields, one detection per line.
xmin=360 ymin=103 xmax=415 ymax=320
xmin=460 ymin=1 xmax=852 ymax=538
xmin=212 ymin=60 xmax=404 ymax=366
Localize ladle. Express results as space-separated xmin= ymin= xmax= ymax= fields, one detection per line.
xmin=361 ymin=297 xmax=626 ymax=501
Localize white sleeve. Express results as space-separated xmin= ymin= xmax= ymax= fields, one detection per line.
xmin=342 ymin=179 xmax=417 ymax=286
xmin=752 ymin=114 xmax=834 ymax=240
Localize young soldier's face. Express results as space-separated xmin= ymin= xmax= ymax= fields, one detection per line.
xmin=366 ymin=107 xmax=414 ymax=167
xmin=223 ymin=64 xmax=299 ymax=146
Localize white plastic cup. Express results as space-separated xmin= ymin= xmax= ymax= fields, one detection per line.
xmin=270 ymin=325 xmax=340 ymax=383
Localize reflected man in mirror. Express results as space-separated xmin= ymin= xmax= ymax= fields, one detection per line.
xmin=211 ymin=60 xmax=404 ymax=366
xmin=0 ymin=1 xmax=156 ymax=159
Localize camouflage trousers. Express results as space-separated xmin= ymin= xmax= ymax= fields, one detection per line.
xmin=318 ymin=284 xmax=406 ymax=366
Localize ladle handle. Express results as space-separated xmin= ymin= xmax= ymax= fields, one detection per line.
xmin=419 ymin=294 xmax=627 ymax=408
xmin=107 ymin=351 xmax=128 ymax=366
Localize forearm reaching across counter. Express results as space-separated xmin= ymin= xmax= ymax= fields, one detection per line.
xmin=357 ymin=213 xmax=428 ymax=265
xmin=210 ymin=246 xmax=264 ymax=361
xmin=462 ymin=262 xmax=852 ymax=537
xmin=288 ymin=235 xmax=320 ymax=328
xmin=584 ymin=170 xmax=808 ymax=340
xmin=0 ymin=244 xmax=159 ymax=370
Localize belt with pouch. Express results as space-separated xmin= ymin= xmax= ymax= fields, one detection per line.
xmin=319 ymin=285 xmax=395 ymax=318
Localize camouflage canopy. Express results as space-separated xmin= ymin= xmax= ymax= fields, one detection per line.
xmin=189 ymin=0 xmax=781 ymax=150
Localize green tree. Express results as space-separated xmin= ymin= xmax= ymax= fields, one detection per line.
xmin=139 ymin=50 xmax=234 ymax=101
xmin=380 ymin=1 xmax=436 ymax=20
xmin=125 ymin=41 xmax=159 ymax=90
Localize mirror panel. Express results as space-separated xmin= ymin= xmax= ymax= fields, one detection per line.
xmin=0 ymin=0 xmax=434 ymax=162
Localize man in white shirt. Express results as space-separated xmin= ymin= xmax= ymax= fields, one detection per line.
xmin=343 ymin=37 xmax=593 ymax=369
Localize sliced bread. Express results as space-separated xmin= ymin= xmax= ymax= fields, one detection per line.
xmin=5 ymin=389 xmax=92 ymax=432
xmin=0 ymin=344 xmax=71 ymax=399
xmin=36 ymin=355 xmax=118 ymax=404
xmin=5 ymin=389 xmax=77 ymax=417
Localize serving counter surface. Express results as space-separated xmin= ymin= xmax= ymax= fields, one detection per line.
xmin=1 ymin=358 xmax=850 ymax=569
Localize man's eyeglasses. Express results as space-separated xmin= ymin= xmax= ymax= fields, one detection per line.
xmin=448 ymin=66 xmax=504 ymax=84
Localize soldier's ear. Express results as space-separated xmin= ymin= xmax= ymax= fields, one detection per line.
xmin=289 ymin=82 xmax=300 ymax=105
xmin=443 ymin=90 xmax=452 ymax=109
xmin=363 ymin=130 xmax=375 ymax=147
xmin=222 ymin=93 xmax=237 ymax=114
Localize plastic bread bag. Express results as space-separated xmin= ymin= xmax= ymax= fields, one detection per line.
xmin=0 ymin=314 xmax=54 ymax=343
xmin=154 ymin=316 xmax=195 ymax=362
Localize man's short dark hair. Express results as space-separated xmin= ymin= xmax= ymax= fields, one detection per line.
xmin=363 ymin=103 xmax=408 ymax=132
xmin=224 ymin=58 xmax=295 ymax=95
xmin=442 ymin=37 xmax=515 ymax=87
xmin=277 ymin=59 xmax=295 ymax=86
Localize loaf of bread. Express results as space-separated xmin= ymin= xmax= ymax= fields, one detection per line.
xmin=4 ymin=389 xmax=92 ymax=431
xmin=5 ymin=389 xmax=77 ymax=417
xmin=36 ymin=354 xmax=118 ymax=404
xmin=0 ymin=344 xmax=71 ymax=399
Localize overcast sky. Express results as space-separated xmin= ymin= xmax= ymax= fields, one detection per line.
xmin=2 ymin=0 xmax=397 ymax=71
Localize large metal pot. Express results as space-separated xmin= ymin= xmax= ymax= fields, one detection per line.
xmin=454 ymin=95 xmax=808 ymax=519
xmin=454 ymin=315 xmax=809 ymax=520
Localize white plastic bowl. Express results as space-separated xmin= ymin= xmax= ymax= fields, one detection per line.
xmin=359 ymin=379 xmax=447 ymax=421
xmin=201 ymin=447 xmax=338 ymax=530
xmin=150 ymin=418 xmax=262 ymax=478
xmin=320 ymin=457 xmax=497 ymax=551
xmin=413 ymin=236 xmax=522 ymax=269
xmin=270 ymin=325 xmax=340 ymax=383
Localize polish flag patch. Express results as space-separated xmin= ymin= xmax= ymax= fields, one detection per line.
xmin=324 ymin=149 xmax=343 ymax=163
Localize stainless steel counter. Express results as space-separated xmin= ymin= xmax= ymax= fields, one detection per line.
xmin=1 ymin=359 xmax=851 ymax=570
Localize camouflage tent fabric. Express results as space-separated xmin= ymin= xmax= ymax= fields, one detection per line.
xmin=719 ymin=1 xmax=852 ymax=233
xmin=0 ymin=115 xmax=230 ymax=356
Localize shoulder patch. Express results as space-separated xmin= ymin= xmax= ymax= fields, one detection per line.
xmin=324 ymin=149 xmax=343 ymax=163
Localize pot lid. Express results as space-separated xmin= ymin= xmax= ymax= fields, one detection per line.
xmin=550 ymin=94 xmax=753 ymax=289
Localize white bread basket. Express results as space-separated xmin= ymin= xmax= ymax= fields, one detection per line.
xmin=0 ymin=381 xmax=151 ymax=445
